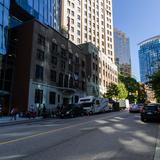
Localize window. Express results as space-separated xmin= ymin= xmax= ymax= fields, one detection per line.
xmin=75 ymin=56 xmax=79 ymax=64
xmin=77 ymin=38 xmax=80 ymax=44
xmin=50 ymin=70 xmax=56 ymax=82
xmin=58 ymin=95 xmax=60 ymax=103
xmin=35 ymin=65 xmax=43 ymax=80
xmin=69 ymin=64 xmax=73 ymax=72
xmin=81 ymin=71 xmax=85 ymax=78
xmin=78 ymin=7 xmax=80 ymax=13
xmin=71 ymin=11 xmax=74 ymax=16
xmin=61 ymin=48 xmax=66 ymax=58
xmin=77 ymin=22 xmax=80 ymax=28
xmin=38 ymin=34 xmax=45 ymax=47
xmin=71 ymin=35 xmax=74 ymax=41
xmin=81 ymin=60 xmax=85 ymax=67
xmin=51 ymin=56 xmax=57 ymax=66
xmin=71 ymin=3 xmax=74 ymax=8
xmin=49 ymin=92 xmax=56 ymax=104
xmin=58 ymin=73 xmax=63 ymax=87
xmin=52 ymin=43 xmax=58 ymax=52
xmin=71 ymin=19 xmax=74 ymax=24
xmin=61 ymin=60 xmax=65 ymax=70
xmin=77 ymin=30 xmax=80 ymax=35
xmin=37 ymin=49 xmax=44 ymax=61
xmin=71 ymin=27 xmax=74 ymax=32
xmin=77 ymin=15 xmax=80 ymax=20
xmin=64 ymin=75 xmax=68 ymax=87
xmin=67 ymin=8 xmax=70 ymax=14
xmin=35 ymin=89 xmax=43 ymax=103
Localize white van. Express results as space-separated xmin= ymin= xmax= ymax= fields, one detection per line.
xmin=78 ymin=96 xmax=109 ymax=114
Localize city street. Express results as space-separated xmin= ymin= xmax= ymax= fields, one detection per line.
xmin=0 ymin=111 xmax=159 ymax=160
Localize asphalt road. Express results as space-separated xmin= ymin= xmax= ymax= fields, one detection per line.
xmin=0 ymin=111 xmax=159 ymax=160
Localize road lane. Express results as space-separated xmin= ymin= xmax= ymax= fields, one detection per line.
xmin=0 ymin=111 xmax=159 ymax=160
xmin=0 ymin=111 xmax=126 ymax=144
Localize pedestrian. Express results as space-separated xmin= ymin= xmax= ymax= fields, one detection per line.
xmin=42 ymin=104 xmax=46 ymax=118
xmin=10 ymin=107 xmax=17 ymax=120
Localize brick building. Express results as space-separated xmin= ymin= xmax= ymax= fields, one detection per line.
xmin=10 ymin=19 xmax=87 ymax=112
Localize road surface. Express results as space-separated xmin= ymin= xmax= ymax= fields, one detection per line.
xmin=0 ymin=111 xmax=159 ymax=160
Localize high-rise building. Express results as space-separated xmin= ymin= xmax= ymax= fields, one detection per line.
xmin=114 ymin=28 xmax=131 ymax=77
xmin=0 ymin=0 xmax=10 ymax=55
xmin=61 ymin=0 xmax=118 ymax=95
xmin=10 ymin=0 xmax=60 ymax=31
xmin=138 ymin=35 xmax=160 ymax=82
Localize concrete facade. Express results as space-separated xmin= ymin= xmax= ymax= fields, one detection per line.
xmin=61 ymin=0 xmax=118 ymax=95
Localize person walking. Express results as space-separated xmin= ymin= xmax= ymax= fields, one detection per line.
xmin=10 ymin=107 xmax=17 ymax=120
xmin=42 ymin=104 xmax=46 ymax=118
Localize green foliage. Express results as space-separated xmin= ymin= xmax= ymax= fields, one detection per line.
xmin=104 ymin=82 xmax=128 ymax=100
xmin=104 ymin=83 xmax=118 ymax=99
xmin=148 ymin=70 xmax=160 ymax=102
xmin=119 ymin=75 xmax=147 ymax=103
xmin=117 ymin=82 xmax=128 ymax=100
xmin=137 ymin=83 xmax=147 ymax=103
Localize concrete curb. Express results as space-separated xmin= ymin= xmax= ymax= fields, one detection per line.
xmin=0 ymin=118 xmax=45 ymax=127
xmin=154 ymin=125 xmax=160 ymax=160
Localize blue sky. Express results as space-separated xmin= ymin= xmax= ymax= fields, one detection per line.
xmin=112 ymin=0 xmax=160 ymax=81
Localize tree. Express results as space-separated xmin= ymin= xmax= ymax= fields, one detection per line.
xmin=119 ymin=75 xmax=146 ymax=103
xmin=148 ymin=70 xmax=160 ymax=102
xmin=137 ymin=83 xmax=147 ymax=103
xmin=117 ymin=82 xmax=128 ymax=100
xmin=104 ymin=82 xmax=128 ymax=100
xmin=103 ymin=83 xmax=118 ymax=99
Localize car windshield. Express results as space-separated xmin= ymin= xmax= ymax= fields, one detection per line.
xmin=80 ymin=103 xmax=92 ymax=107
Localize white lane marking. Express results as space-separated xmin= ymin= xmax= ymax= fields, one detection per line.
xmin=0 ymin=155 xmax=25 ymax=159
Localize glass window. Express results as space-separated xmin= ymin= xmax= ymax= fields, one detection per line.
xmin=35 ymin=89 xmax=43 ymax=104
xmin=50 ymin=70 xmax=56 ymax=82
xmin=35 ymin=65 xmax=43 ymax=80
xmin=49 ymin=92 xmax=56 ymax=104
xmin=4 ymin=0 xmax=10 ymax=9
xmin=0 ymin=5 xmax=3 ymax=25
xmin=0 ymin=26 xmax=3 ymax=49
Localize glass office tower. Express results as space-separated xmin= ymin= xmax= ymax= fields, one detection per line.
xmin=0 ymin=0 xmax=10 ymax=55
xmin=139 ymin=36 xmax=160 ymax=82
xmin=114 ymin=28 xmax=131 ymax=77
xmin=15 ymin=0 xmax=60 ymax=31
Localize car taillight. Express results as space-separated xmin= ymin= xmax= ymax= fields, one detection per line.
xmin=140 ymin=107 xmax=145 ymax=113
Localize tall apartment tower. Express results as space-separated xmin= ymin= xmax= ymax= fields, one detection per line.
xmin=114 ymin=28 xmax=131 ymax=77
xmin=61 ymin=0 xmax=118 ymax=95
xmin=61 ymin=0 xmax=114 ymax=60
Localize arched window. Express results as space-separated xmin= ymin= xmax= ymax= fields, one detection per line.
xmin=58 ymin=73 xmax=63 ymax=87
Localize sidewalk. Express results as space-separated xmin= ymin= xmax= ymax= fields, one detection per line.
xmin=0 ymin=115 xmax=43 ymax=127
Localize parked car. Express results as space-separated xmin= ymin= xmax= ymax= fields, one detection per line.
xmin=140 ymin=103 xmax=160 ymax=122
xmin=60 ymin=104 xmax=85 ymax=118
xmin=129 ymin=103 xmax=143 ymax=113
